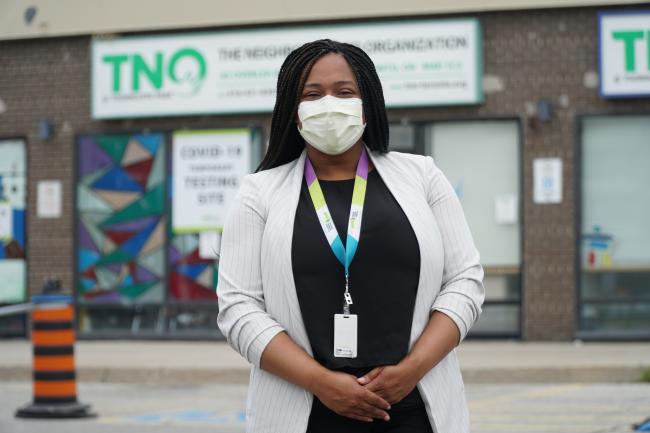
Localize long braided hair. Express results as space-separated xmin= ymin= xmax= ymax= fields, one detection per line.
xmin=256 ymin=39 xmax=389 ymax=171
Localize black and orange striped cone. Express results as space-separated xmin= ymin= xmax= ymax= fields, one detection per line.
xmin=15 ymin=293 xmax=94 ymax=418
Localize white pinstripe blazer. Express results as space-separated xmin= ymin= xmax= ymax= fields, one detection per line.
xmin=216 ymin=143 xmax=485 ymax=433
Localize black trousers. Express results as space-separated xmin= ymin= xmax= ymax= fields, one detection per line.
xmin=306 ymin=367 xmax=434 ymax=433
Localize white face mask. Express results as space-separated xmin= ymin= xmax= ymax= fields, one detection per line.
xmin=297 ymin=95 xmax=366 ymax=155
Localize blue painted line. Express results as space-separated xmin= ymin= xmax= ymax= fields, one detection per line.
xmin=122 ymin=409 xmax=245 ymax=425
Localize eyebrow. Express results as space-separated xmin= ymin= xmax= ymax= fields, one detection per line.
xmin=303 ymin=80 xmax=357 ymax=88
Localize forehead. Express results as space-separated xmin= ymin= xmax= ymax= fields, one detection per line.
xmin=304 ymin=53 xmax=357 ymax=85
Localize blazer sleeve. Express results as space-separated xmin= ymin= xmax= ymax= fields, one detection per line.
xmin=424 ymin=155 xmax=486 ymax=345
xmin=216 ymin=174 xmax=286 ymax=368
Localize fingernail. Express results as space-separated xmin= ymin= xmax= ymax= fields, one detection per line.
xmin=384 ymin=415 xmax=390 ymax=421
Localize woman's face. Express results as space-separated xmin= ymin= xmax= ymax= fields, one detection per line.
xmin=301 ymin=53 xmax=361 ymax=101
xmin=297 ymin=53 xmax=364 ymax=128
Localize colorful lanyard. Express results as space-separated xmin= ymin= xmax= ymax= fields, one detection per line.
xmin=304 ymin=147 xmax=369 ymax=314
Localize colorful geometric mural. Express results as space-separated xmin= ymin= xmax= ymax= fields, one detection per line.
xmin=76 ymin=133 xmax=166 ymax=303
xmin=0 ymin=139 xmax=27 ymax=304
xmin=168 ymin=233 xmax=218 ymax=300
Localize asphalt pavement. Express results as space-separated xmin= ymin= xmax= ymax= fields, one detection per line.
xmin=1 ymin=381 xmax=649 ymax=433
xmin=1 ymin=339 xmax=649 ymax=384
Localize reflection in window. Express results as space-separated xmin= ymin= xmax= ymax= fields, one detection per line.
xmin=427 ymin=121 xmax=521 ymax=336
xmin=580 ymin=115 xmax=650 ymax=336
xmin=0 ymin=139 xmax=27 ymax=336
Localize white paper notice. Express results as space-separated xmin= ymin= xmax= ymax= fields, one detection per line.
xmin=0 ymin=203 xmax=12 ymax=239
xmin=37 ymin=180 xmax=62 ymax=218
xmin=495 ymin=193 xmax=518 ymax=224
xmin=199 ymin=231 xmax=221 ymax=259
xmin=533 ymin=158 xmax=563 ymax=204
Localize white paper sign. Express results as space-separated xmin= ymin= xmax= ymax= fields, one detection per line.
xmin=37 ymin=180 xmax=63 ymax=218
xmin=0 ymin=203 xmax=12 ymax=240
xmin=533 ymin=158 xmax=563 ymax=204
xmin=0 ymin=260 xmax=26 ymax=303
xmin=172 ymin=129 xmax=251 ymax=233
xmin=495 ymin=193 xmax=518 ymax=224
xmin=199 ymin=231 xmax=222 ymax=259
xmin=91 ymin=19 xmax=482 ymax=118
xmin=599 ymin=11 xmax=650 ymax=97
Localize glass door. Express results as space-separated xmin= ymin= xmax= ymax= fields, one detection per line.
xmin=426 ymin=120 xmax=522 ymax=337
xmin=0 ymin=138 xmax=27 ymax=336
xmin=579 ymin=115 xmax=650 ymax=338
xmin=75 ymin=129 xmax=263 ymax=338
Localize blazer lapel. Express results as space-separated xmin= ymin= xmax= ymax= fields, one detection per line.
xmin=276 ymin=148 xmax=314 ymax=355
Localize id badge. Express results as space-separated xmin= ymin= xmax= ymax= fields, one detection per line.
xmin=334 ymin=314 xmax=357 ymax=358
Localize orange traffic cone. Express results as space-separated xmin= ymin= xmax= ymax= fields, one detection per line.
xmin=15 ymin=293 xmax=94 ymax=418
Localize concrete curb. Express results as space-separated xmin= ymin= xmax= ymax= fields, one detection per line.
xmin=1 ymin=365 xmax=645 ymax=385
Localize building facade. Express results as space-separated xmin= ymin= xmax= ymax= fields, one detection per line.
xmin=1 ymin=1 xmax=649 ymax=340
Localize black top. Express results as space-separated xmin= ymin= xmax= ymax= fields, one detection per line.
xmin=291 ymin=168 xmax=421 ymax=369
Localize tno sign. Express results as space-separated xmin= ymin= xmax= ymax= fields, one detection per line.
xmin=599 ymin=11 xmax=650 ymax=97
xmin=91 ymin=37 xmax=211 ymax=119
xmin=102 ymin=48 xmax=206 ymax=95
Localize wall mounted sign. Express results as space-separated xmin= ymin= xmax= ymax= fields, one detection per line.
xmin=599 ymin=11 xmax=650 ymax=97
xmin=91 ymin=18 xmax=482 ymax=118
xmin=533 ymin=158 xmax=563 ymax=204
xmin=172 ymin=129 xmax=251 ymax=233
xmin=37 ymin=180 xmax=62 ymax=218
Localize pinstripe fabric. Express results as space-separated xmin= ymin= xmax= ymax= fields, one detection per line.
xmin=217 ymin=144 xmax=485 ymax=433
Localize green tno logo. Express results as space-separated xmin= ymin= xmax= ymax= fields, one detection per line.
xmin=102 ymin=47 xmax=207 ymax=95
xmin=612 ymin=30 xmax=650 ymax=72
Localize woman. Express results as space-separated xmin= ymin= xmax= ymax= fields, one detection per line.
xmin=217 ymin=39 xmax=485 ymax=433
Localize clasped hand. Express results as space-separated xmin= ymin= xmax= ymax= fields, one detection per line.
xmin=314 ymin=362 xmax=420 ymax=423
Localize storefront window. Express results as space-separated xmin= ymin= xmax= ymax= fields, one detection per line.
xmin=579 ymin=115 xmax=650 ymax=337
xmin=426 ymin=120 xmax=521 ymax=337
xmin=75 ymin=129 xmax=262 ymax=337
xmin=0 ymin=138 xmax=27 ymax=336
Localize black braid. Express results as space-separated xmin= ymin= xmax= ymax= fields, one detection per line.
xmin=256 ymin=39 xmax=389 ymax=171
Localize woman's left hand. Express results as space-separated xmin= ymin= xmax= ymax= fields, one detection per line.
xmin=356 ymin=362 xmax=420 ymax=405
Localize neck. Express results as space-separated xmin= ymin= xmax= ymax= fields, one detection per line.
xmin=305 ymin=141 xmax=372 ymax=180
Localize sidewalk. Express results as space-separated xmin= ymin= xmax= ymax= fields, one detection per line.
xmin=1 ymin=339 xmax=648 ymax=385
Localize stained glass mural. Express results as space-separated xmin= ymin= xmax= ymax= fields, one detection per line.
xmin=168 ymin=233 xmax=218 ymax=300
xmin=76 ymin=133 xmax=166 ymax=303
xmin=75 ymin=128 xmax=261 ymax=336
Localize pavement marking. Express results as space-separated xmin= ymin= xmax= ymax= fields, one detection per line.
xmin=469 ymin=384 xmax=586 ymax=409
xmin=469 ymin=424 xmax=627 ymax=433
xmin=98 ymin=409 xmax=246 ymax=426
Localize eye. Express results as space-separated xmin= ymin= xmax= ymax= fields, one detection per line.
xmin=302 ymin=92 xmax=322 ymax=100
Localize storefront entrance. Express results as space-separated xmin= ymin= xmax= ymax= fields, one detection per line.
xmin=389 ymin=119 xmax=523 ymax=338
xmin=0 ymin=138 xmax=27 ymax=336
xmin=75 ymin=129 xmax=262 ymax=338
xmin=578 ymin=114 xmax=650 ymax=338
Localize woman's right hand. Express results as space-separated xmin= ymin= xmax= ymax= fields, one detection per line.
xmin=311 ymin=369 xmax=392 ymax=422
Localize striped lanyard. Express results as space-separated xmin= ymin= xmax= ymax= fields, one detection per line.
xmin=304 ymin=147 xmax=369 ymax=315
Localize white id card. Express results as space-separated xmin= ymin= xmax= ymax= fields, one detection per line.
xmin=334 ymin=314 xmax=357 ymax=358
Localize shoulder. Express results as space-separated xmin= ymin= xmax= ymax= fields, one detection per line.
xmin=242 ymin=156 xmax=300 ymax=190
xmin=371 ymin=149 xmax=438 ymax=184
xmin=235 ymin=156 xmax=302 ymax=211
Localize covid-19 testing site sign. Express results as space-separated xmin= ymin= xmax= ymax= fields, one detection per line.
xmin=171 ymin=129 xmax=251 ymax=233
